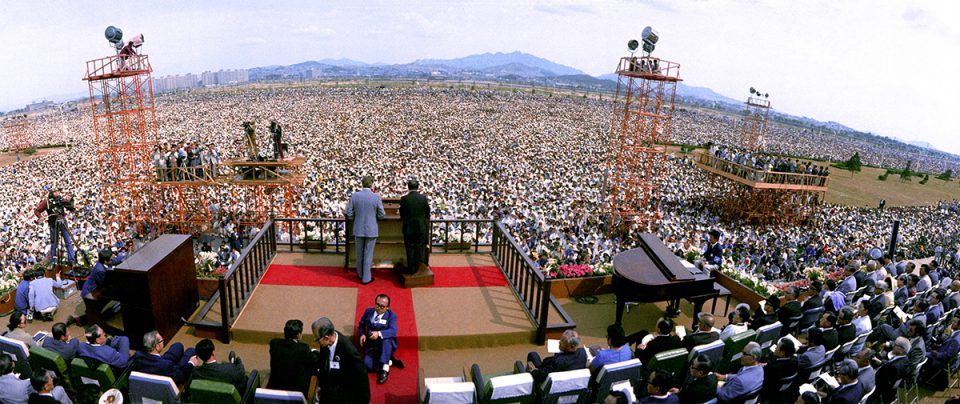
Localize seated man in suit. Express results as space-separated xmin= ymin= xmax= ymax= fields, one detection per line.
xmin=777 ymin=286 xmax=803 ymax=335
xmin=312 ymin=317 xmax=370 ymax=404
xmin=717 ymin=342 xmax=764 ymax=402
xmin=191 ymin=339 xmax=248 ymax=395
xmin=358 ymin=293 xmax=404 ymax=384
xmin=853 ymin=348 xmax=876 ymax=394
xmin=823 ymin=359 xmax=864 ymax=403
xmin=681 ymin=313 xmax=719 ymax=352
xmin=920 ymin=316 xmax=960 ymax=389
xmin=132 ymin=330 xmax=199 ymax=385
xmin=762 ymin=339 xmax=798 ymax=397
xmin=798 ymin=328 xmax=827 ymax=370
xmin=633 ymin=317 xmax=682 ymax=365
xmin=802 ymin=281 xmax=825 ymax=311
xmin=837 ymin=265 xmax=858 ymax=295
xmin=0 ymin=355 xmax=33 ymax=404
xmin=639 ymin=370 xmax=679 ymax=404
xmin=816 ymin=311 xmax=840 ymax=352
xmin=77 ymin=324 xmax=131 ymax=374
xmin=42 ymin=323 xmax=79 ymax=362
xmin=749 ymin=295 xmax=780 ymax=331
xmin=836 ymin=306 xmax=858 ymax=347
xmin=268 ymin=319 xmax=320 ymax=397
xmin=673 ymin=355 xmax=717 ymax=403
xmin=875 ymin=337 xmax=911 ymax=403
xmin=720 ymin=306 xmax=751 ymax=340
xmin=526 ymin=329 xmax=587 ymax=384
xmin=29 ymin=369 xmax=72 ymax=404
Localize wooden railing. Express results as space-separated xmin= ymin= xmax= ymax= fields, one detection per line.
xmin=199 ymin=218 xmax=573 ymax=344
xmin=213 ymin=219 xmax=276 ymax=342
xmin=491 ymin=221 xmax=575 ymax=343
xmin=270 ymin=217 xmax=495 ymax=253
xmin=696 ymin=151 xmax=830 ymax=189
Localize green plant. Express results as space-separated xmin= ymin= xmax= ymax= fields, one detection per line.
xmin=22 ymin=147 xmax=37 ymax=156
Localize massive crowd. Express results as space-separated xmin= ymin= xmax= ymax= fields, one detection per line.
xmin=1 ymin=85 xmax=959 ymax=287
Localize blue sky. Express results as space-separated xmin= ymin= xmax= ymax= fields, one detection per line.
xmin=2 ymin=0 xmax=959 ymax=154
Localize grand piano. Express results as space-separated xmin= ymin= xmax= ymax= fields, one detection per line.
xmin=613 ymin=233 xmax=723 ymax=325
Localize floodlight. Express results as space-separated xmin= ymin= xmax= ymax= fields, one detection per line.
xmin=105 ymin=26 xmax=123 ymax=44
xmin=641 ymin=26 xmax=658 ymax=54
xmin=749 ymin=87 xmax=756 ymax=95
xmin=627 ymin=39 xmax=639 ymax=54
xmin=764 ymin=93 xmax=769 ymax=98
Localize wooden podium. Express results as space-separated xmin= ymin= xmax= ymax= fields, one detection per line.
xmin=346 ymin=198 xmax=433 ymax=287
xmin=104 ymin=234 xmax=198 ymax=350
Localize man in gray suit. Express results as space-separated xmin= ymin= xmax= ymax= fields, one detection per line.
xmin=346 ymin=176 xmax=385 ymax=284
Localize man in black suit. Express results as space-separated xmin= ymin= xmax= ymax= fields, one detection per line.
xmin=526 ymin=329 xmax=588 ymax=384
xmin=815 ymin=311 xmax=840 ymax=352
xmin=634 ymin=317 xmax=682 ymax=365
xmin=700 ymin=230 xmax=723 ymax=271
xmin=682 ymin=313 xmax=720 ymax=352
xmin=267 ymin=319 xmax=320 ymax=397
xmin=28 ymin=370 xmax=60 ymax=404
xmin=675 ymin=355 xmax=717 ymax=403
xmin=762 ymin=340 xmax=798 ymax=397
xmin=875 ymin=337 xmax=911 ymax=403
xmin=312 ymin=317 xmax=370 ymax=403
xmin=778 ymin=286 xmax=803 ymax=336
xmin=191 ymin=339 xmax=248 ymax=395
xmin=802 ymin=282 xmax=824 ymax=311
xmin=131 ymin=330 xmax=199 ymax=385
xmin=399 ymin=178 xmax=430 ymax=274
xmin=837 ymin=307 xmax=858 ymax=346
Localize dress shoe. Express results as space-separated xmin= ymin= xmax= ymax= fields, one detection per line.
xmin=361 ymin=279 xmax=374 ymax=285
xmin=391 ymin=358 xmax=405 ymax=369
xmin=377 ymin=370 xmax=389 ymax=384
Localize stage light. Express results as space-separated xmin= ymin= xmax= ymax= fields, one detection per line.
xmin=764 ymin=93 xmax=769 ymax=98
xmin=628 ymin=39 xmax=639 ymax=54
xmin=641 ymin=26 xmax=658 ymax=54
xmin=749 ymin=87 xmax=756 ymax=95
xmin=105 ymin=26 xmax=124 ymax=52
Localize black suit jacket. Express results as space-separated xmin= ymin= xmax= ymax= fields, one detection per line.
xmin=682 ymin=331 xmax=719 ymax=352
xmin=317 ymin=332 xmax=370 ymax=404
xmin=267 ymin=338 xmax=320 ymax=397
xmin=399 ymin=191 xmax=430 ymax=235
xmin=803 ymin=295 xmax=824 ymax=311
xmin=678 ymin=373 xmax=717 ymax=403
xmin=28 ymin=394 xmax=60 ymax=404
xmin=853 ymin=271 xmax=867 ymax=289
xmin=777 ymin=301 xmax=802 ymax=326
xmin=875 ymin=356 xmax=908 ymax=403
xmin=132 ymin=350 xmax=194 ymax=385
xmin=837 ymin=324 xmax=857 ymax=345
xmin=818 ymin=328 xmax=840 ymax=352
xmin=191 ymin=361 xmax=247 ymax=395
xmin=637 ymin=335 xmax=682 ymax=365
xmin=762 ymin=356 xmax=798 ymax=394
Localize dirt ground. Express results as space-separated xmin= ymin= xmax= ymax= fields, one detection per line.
xmin=0 ymin=148 xmax=63 ymax=167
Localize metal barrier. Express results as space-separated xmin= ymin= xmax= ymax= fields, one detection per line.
xmin=491 ymin=221 xmax=575 ymax=343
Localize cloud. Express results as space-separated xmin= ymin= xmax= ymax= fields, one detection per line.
xmin=534 ymin=2 xmax=596 ymax=16
xmin=296 ymin=25 xmax=336 ymax=38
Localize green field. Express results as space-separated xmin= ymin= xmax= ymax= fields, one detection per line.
xmin=824 ymin=164 xmax=960 ymax=207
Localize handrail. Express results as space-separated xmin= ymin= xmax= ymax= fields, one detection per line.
xmin=271 ymin=217 xmax=495 ymax=253
xmin=490 ymin=221 xmax=575 ymax=343
xmin=697 ymin=152 xmax=830 ymax=188
xmin=217 ymin=219 xmax=276 ymax=342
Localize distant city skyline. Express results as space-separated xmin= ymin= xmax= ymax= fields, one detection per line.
xmin=1 ymin=0 xmax=958 ymax=154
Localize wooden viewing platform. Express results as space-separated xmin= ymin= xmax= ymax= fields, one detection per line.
xmin=695 ymin=151 xmax=829 ymax=192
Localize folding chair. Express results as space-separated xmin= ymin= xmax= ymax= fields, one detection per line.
xmin=419 ymin=368 xmax=476 ymax=404
xmin=0 ymin=334 xmax=32 ymax=376
xmin=721 ymin=330 xmax=757 ymax=373
xmin=797 ymin=307 xmax=825 ymax=334
xmin=754 ymin=322 xmax=782 ymax=351
xmin=592 ymin=359 xmax=641 ymax=402
xmin=539 ymin=368 xmax=591 ymax=404
xmin=470 ymin=363 xmax=534 ymax=404
xmin=646 ymin=348 xmax=689 ymax=377
xmin=129 ymin=371 xmax=181 ymax=404
xmin=70 ymin=357 xmax=131 ymax=393
xmin=689 ymin=339 xmax=724 ymax=366
xmin=254 ymin=387 xmax=307 ymax=404
xmin=29 ymin=346 xmax=73 ymax=394
xmin=898 ymin=357 xmax=926 ymax=404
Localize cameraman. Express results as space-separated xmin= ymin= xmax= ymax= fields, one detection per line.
xmin=34 ymin=189 xmax=76 ymax=266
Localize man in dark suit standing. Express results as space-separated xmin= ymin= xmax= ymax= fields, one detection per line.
xmin=313 ymin=317 xmax=370 ymax=403
xmin=399 ymin=178 xmax=430 ymax=275
xmin=267 ymin=320 xmax=320 ymax=397
xmin=191 ymin=339 xmax=248 ymax=395
xmin=346 ymin=176 xmax=385 ymax=284
xmin=358 ymin=294 xmax=404 ymax=384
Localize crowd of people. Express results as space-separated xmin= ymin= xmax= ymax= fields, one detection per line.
xmin=1 ymin=84 xmax=959 ymax=290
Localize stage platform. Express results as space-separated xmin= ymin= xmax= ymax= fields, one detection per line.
xmin=228 ymin=252 xmax=537 ymax=350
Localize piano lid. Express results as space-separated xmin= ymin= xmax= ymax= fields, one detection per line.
xmin=613 ymin=233 xmax=694 ymax=284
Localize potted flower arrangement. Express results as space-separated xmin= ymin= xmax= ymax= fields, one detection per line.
xmin=548 ymin=261 xmax=615 ymax=298
xmin=444 ymin=230 xmax=475 ymax=251
xmin=0 ymin=270 xmax=20 ymax=315
xmin=716 ymin=263 xmax=776 ymax=307
xmin=195 ymin=251 xmax=225 ymax=299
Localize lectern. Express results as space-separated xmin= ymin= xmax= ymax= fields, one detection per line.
xmin=106 ymin=234 xmax=198 ymax=349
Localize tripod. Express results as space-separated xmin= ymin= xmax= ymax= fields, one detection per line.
xmin=46 ymin=217 xmax=76 ymax=270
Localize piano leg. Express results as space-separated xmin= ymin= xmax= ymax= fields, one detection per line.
xmin=666 ymin=299 xmax=682 ymax=317
xmin=615 ymin=297 xmax=626 ymax=325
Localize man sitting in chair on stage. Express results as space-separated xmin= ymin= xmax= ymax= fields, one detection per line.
xmin=358 ymin=294 xmax=404 ymax=384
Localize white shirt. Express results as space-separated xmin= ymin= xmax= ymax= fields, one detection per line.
xmin=327 ymin=333 xmax=339 ymax=370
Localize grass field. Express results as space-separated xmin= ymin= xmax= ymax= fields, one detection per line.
xmin=824 ymin=164 xmax=960 ymax=207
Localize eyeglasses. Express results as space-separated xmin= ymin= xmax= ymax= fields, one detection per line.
xmin=375 ymin=303 xmax=388 ymax=309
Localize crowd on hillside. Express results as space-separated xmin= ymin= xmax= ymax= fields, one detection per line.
xmin=1 ymin=86 xmax=958 ymax=288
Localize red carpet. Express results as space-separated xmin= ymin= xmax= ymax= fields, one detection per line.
xmin=259 ymin=264 xmax=507 ymax=403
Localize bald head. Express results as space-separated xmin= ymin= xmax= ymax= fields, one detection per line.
xmin=951 ymin=280 xmax=960 ymax=292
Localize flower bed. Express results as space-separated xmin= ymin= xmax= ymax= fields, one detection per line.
xmin=195 ymin=251 xmax=226 ymax=280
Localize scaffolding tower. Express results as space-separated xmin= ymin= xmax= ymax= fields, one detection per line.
xmin=740 ymin=94 xmax=770 ymax=151
xmin=603 ymin=56 xmax=682 ymax=236
xmin=83 ymin=53 xmax=158 ymax=237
